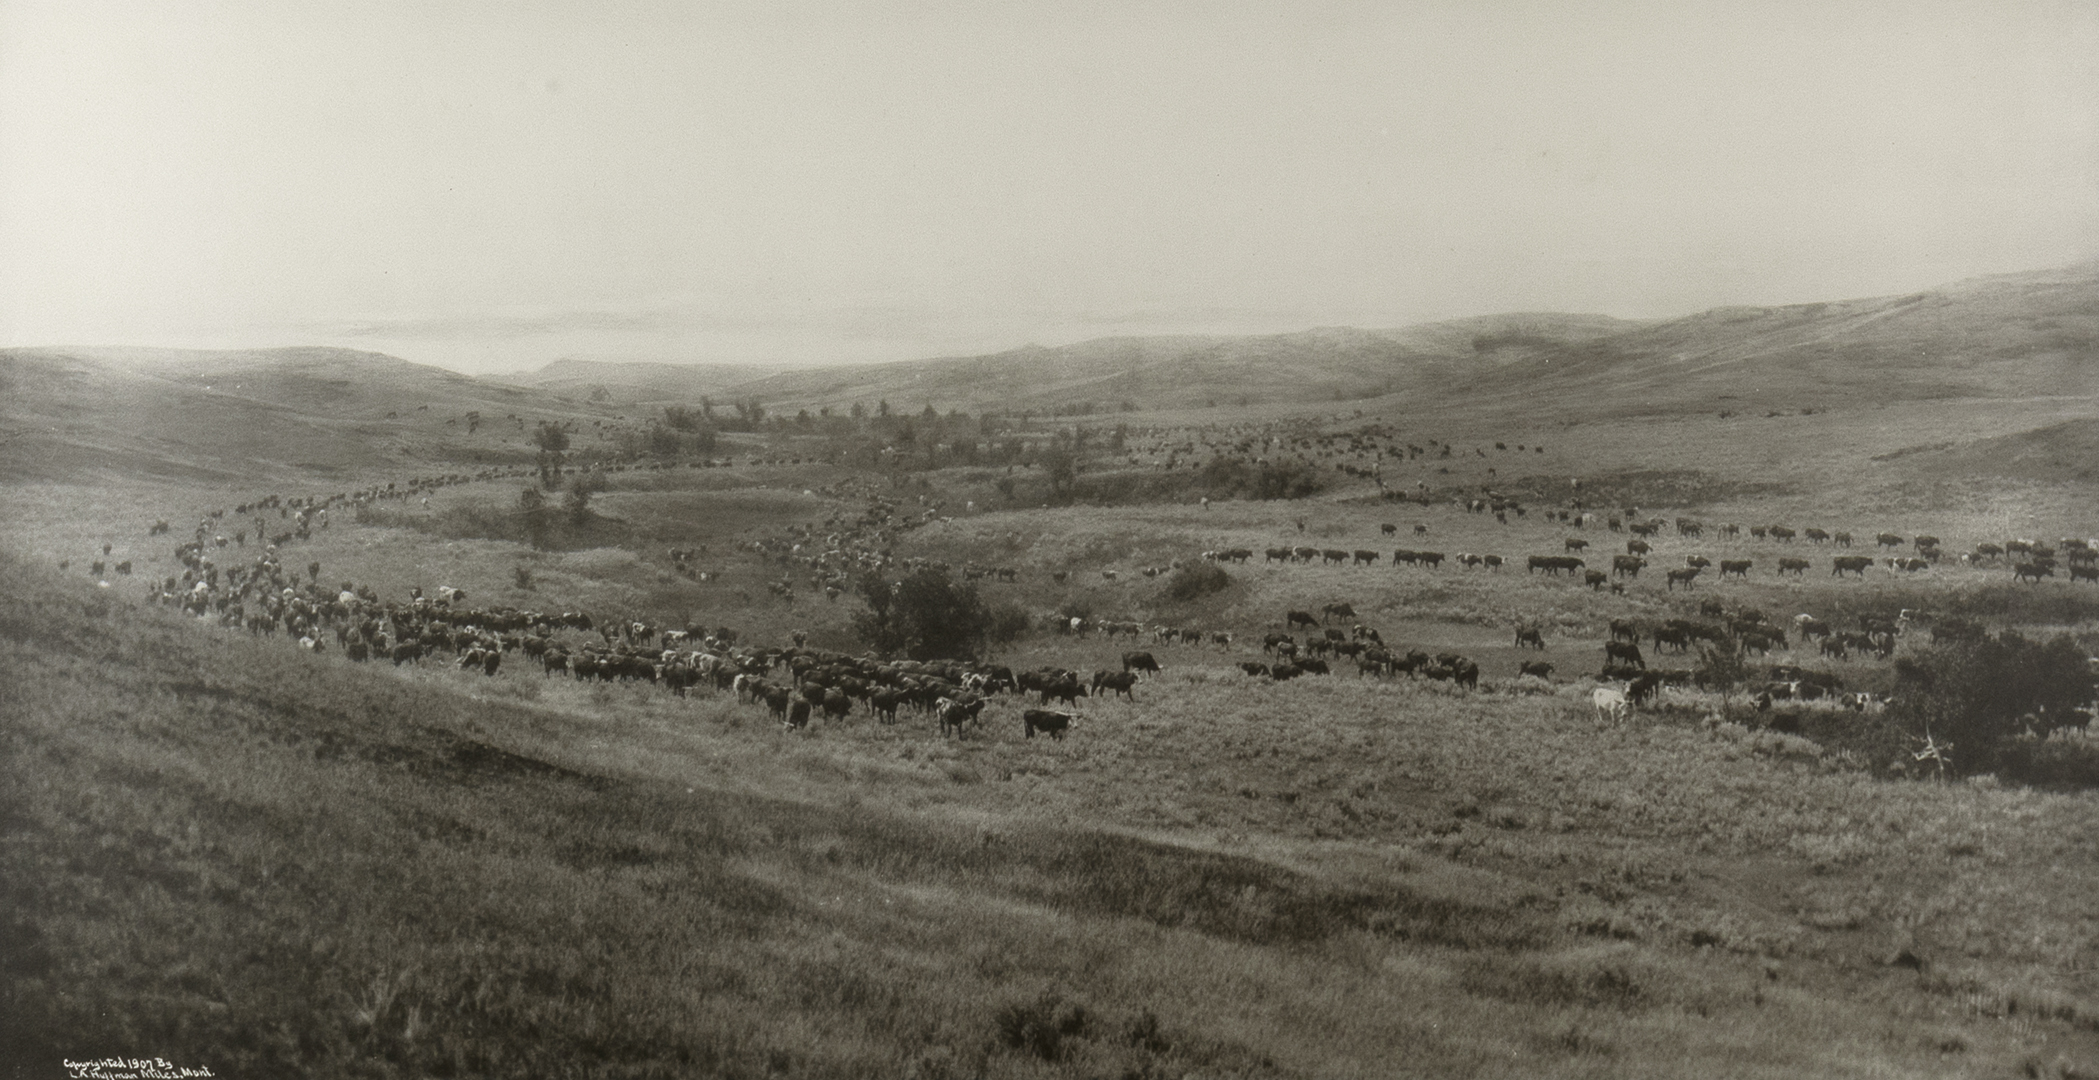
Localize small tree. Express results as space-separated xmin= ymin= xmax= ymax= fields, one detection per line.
xmin=563 ymin=471 xmax=602 ymax=526
xmin=533 ymin=423 xmax=570 ymax=453
xmin=851 ymin=567 xmax=992 ymax=661
xmin=1694 ymin=640 xmax=1753 ymax=709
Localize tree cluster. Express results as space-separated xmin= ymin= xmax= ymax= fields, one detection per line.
xmin=851 ymin=567 xmax=995 ymax=661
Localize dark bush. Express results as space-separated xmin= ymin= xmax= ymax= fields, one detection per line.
xmin=987 ymin=602 xmax=1032 ymax=645
xmin=992 ymin=993 xmax=1092 ymax=1062
xmin=852 ymin=567 xmax=993 ymax=661
xmin=1161 ymin=563 xmax=1231 ymax=602
xmin=1889 ymin=631 xmax=2096 ymax=781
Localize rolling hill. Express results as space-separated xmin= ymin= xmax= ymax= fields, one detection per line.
xmin=489 ymin=356 xmax=783 ymax=405
xmin=0 ymin=346 xmax=608 ymax=484
xmin=4 ymin=261 xmax=2092 ymax=485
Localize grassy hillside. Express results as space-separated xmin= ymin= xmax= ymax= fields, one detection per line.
xmin=0 ymin=347 xmax=614 ymax=484
xmin=7 ymin=544 xmax=2099 ymax=1077
xmin=724 ymin=314 xmax=1644 ymax=414
xmin=489 ymin=357 xmax=784 ymax=406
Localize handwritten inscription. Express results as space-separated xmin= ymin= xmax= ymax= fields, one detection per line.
xmin=63 ymin=1059 xmax=214 ymax=1080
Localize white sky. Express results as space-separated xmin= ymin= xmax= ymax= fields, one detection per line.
xmin=3 ymin=0 xmax=2095 ymax=372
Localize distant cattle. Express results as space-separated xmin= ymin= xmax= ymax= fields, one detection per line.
xmin=1831 ymin=556 xmax=1872 ymax=578
xmin=1122 ymin=651 xmax=1161 ymax=674
xmin=1665 ymin=567 xmax=1702 ymax=591
xmin=2014 ymin=563 xmax=2054 ymax=584
xmin=1604 ymin=641 xmax=1645 ymax=668
xmin=1612 ymin=555 xmax=1645 ymax=578
xmin=1514 ymin=627 xmax=1546 ymax=650
xmin=1286 ymin=610 xmax=1320 ymax=629
xmin=1777 ymin=557 xmax=1810 ymax=576
xmin=1876 ymin=533 xmax=1905 ymax=549
xmin=1592 ymin=687 xmax=1630 ymax=724
xmin=1518 ymin=660 xmax=1553 ymax=680
xmin=1322 ymin=602 xmax=1356 ymax=623
xmin=1719 ymin=559 xmax=1752 ymax=579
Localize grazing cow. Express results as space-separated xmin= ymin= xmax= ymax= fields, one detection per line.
xmin=390 ymin=642 xmax=423 ymax=666
xmin=1609 ymin=619 xmax=1640 ymax=643
xmin=1719 ymin=559 xmax=1752 ymax=580
xmin=1666 ymin=567 xmax=1702 ymax=591
xmin=1322 ymin=602 xmax=1357 ymax=623
xmin=1286 ymin=610 xmax=1320 ymax=630
xmin=1832 ymin=556 xmax=1872 ymax=578
xmin=1122 ymin=650 xmax=1161 ymax=674
xmin=1092 ymin=671 xmax=1138 ymax=700
xmin=1518 ymin=661 xmax=1553 ymax=680
xmin=2014 ymin=562 xmax=2054 ymax=584
xmin=1605 ymin=641 xmax=1645 ymax=668
xmin=1239 ymin=661 xmax=1271 ymax=677
xmin=1684 ymin=555 xmax=1711 ymax=569
xmin=1627 ymin=673 xmax=1664 ymax=705
xmin=1626 ymin=539 xmax=1652 ymax=555
xmin=823 ymin=689 xmax=853 ymax=721
xmin=1564 ymin=538 xmax=1589 ymax=553
xmin=2071 ymin=564 xmax=2098 ymax=584
xmin=1514 ymin=627 xmax=1546 ymax=650
xmin=1652 ymin=626 xmax=1690 ymax=652
xmin=1778 ymin=557 xmax=1810 ymax=576
xmin=1381 ymin=523 xmax=1398 ymax=535
xmin=1592 ymin=687 xmax=1630 ymax=724
xmin=1804 ymin=528 xmax=1829 ymax=543
xmin=1584 ymin=570 xmax=1609 ymax=590
xmin=936 ymin=697 xmax=977 ymax=737
xmin=1263 ymin=632 xmax=1295 ymax=654
xmin=1023 ymin=709 xmax=1074 ymax=740
xmin=1612 ymin=555 xmax=1645 ymax=578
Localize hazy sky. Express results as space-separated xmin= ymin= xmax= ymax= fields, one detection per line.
xmin=3 ymin=1 xmax=2095 ymax=372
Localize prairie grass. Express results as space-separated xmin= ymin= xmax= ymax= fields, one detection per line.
xmin=7 ymin=550 xmax=2099 ymax=1077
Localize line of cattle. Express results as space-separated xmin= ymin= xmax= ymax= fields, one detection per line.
xmin=1227 ymin=534 xmax=2097 ymax=591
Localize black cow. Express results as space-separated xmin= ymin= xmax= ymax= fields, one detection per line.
xmin=1286 ymin=610 xmax=1320 ymax=630
xmin=787 ymin=700 xmax=812 ymax=728
xmin=1514 ymin=628 xmax=1546 ymax=649
xmin=1023 ymin=709 xmax=1074 ymax=740
xmin=1518 ymin=660 xmax=1553 ymax=680
xmin=1604 ymin=641 xmax=1645 ymax=668
xmin=1092 ymin=671 xmax=1138 ymax=699
xmin=1122 ymin=651 xmax=1161 ymax=674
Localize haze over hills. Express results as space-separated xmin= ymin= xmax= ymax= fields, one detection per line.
xmin=4 ymin=262 xmax=2094 ymax=484
xmin=486 ymin=262 xmax=2097 ymax=417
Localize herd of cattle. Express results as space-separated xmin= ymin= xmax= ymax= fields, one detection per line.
xmin=55 ymin=437 xmax=2099 ymax=750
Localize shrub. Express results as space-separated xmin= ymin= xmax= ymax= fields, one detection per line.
xmin=1161 ymin=563 xmax=1231 ymax=602
xmin=1889 ymin=631 xmax=2096 ymax=781
xmin=852 ymin=567 xmax=993 ymax=661
xmin=992 ymin=993 xmax=1092 ymax=1062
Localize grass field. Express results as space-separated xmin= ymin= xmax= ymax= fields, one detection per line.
xmin=6 ymin=280 xmax=2099 ymax=1076
xmin=6 ymin=537 xmax=2099 ymax=1077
